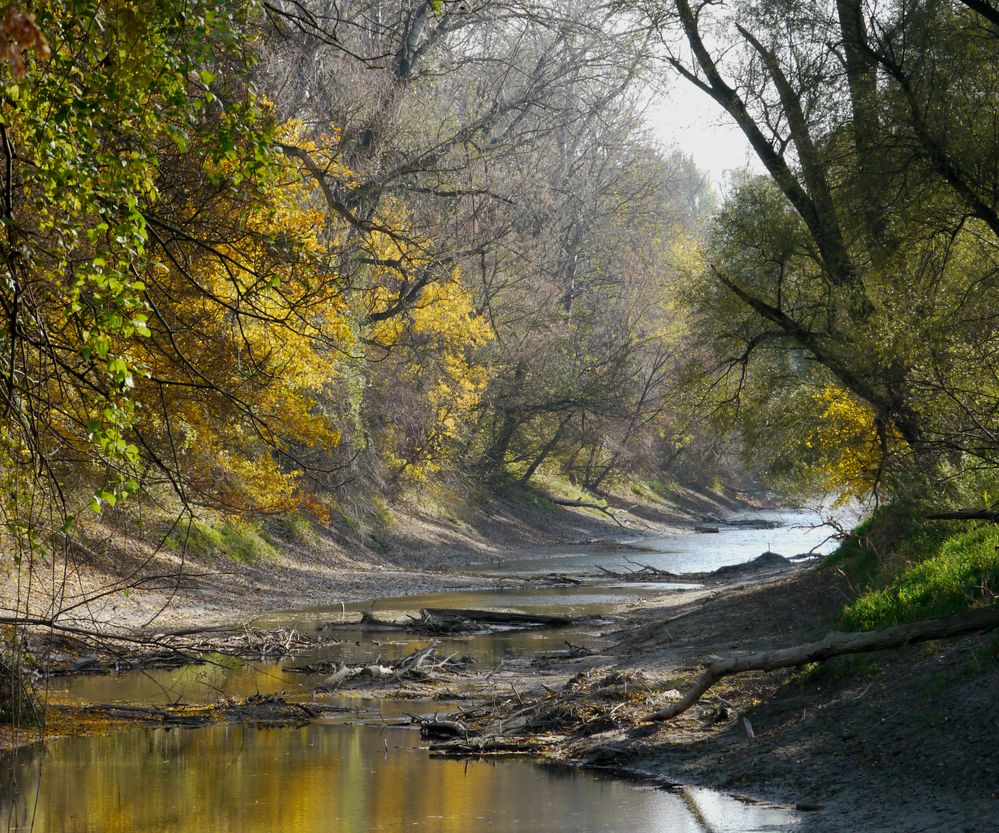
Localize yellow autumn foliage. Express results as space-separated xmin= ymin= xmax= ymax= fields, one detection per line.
xmin=803 ymin=384 xmax=892 ymax=504
xmin=364 ymin=234 xmax=493 ymax=480
xmin=133 ymin=121 xmax=356 ymax=513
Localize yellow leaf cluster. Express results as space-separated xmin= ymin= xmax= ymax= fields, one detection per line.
xmin=132 ymin=122 xmax=356 ymax=513
xmin=369 ymin=265 xmax=493 ymax=481
xmin=803 ymin=384 xmax=889 ymax=504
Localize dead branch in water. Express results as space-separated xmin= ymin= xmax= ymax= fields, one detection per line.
xmin=421 ymin=608 xmax=574 ymax=628
xmin=302 ymin=645 xmax=471 ymax=690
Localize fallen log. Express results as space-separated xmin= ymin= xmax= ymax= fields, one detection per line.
xmin=535 ymin=573 xmax=584 ymax=586
xmin=429 ymin=737 xmax=545 ymax=755
xmin=642 ymin=604 xmax=999 ymax=724
xmin=419 ymin=719 xmax=467 ymax=740
xmin=550 ymin=497 xmax=627 ymax=528
xmin=359 ymin=610 xmax=407 ymax=629
xmin=313 ymin=647 xmax=467 ymax=691
xmin=321 ymin=664 xmax=355 ymax=688
xmin=421 ymin=608 xmax=574 ymax=628
xmin=396 ymin=645 xmax=437 ymax=673
xmin=722 ymin=518 xmax=782 ymax=530
xmin=596 ymin=563 xmax=685 ymax=582
xmin=926 ymin=509 xmax=999 ymax=523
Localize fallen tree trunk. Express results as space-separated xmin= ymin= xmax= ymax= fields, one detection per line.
xmin=359 ymin=610 xmax=406 ymax=628
xmin=549 ymin=497 xmax=626 ymax=528
xmin=643 ymin=604 xmax=999 ymax=724
xmin=596 ymin=564 xmax=684 ymax=581
xmin=419 ymin=718 xmax=467 ymax=740
xmin=926 ymin=509 xmax=999 ymax=523
xmin=421 ymin=608 xmax=574 ymax=628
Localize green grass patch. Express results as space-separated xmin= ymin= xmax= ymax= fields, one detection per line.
xmin=165 ymin=517 xmax=278 ymax=563
xmin=824 ymin=506 xmax=952 ymax=591
xmin=842 ymin=524 xmax=999 ymax=630
xmin=648 ymin=479 xmax=678 ymax=500
xmin=269 ymin=513 xmax=317 ymax=546
xmin=220 ymin=521 xmax=278 ymax=563
xmin=627 ymin=477 xmax=666 ymax=503
xmin=369 ymin=496 xmax=394 ymax=527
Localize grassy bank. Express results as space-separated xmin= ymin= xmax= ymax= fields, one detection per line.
xmin=825 ymin=508 xmax=999 ymax=631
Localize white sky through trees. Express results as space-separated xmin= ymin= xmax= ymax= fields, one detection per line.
xmin=648 ymin=80 xmax=760 ymax=192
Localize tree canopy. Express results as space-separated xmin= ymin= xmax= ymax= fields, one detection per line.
xmin=1 ymin=0 xmax=997 ymax=618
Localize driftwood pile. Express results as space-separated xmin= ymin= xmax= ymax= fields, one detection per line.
xmin=338 ymin=607 xmax=577 ymax=634
xmin=30 ymin=625 xmax=331 ymax=679
xmin=592 ymin=551 xmax=795 ymax=584
xmin=68 ymin=693 xmax=351 ymax=729
xmin=429 ymin=603 xmax=999 ymax=760
xmin=595 ymin=562 xmax=685 ymax=582
xmin=424 ymin=668 xmax=669 ymax=757
xmin=169 ymin=625 xmax=325 ymax=660
xmin=698 ymin=516 xmax=783 ymax=530
xmin=297 ymin=645 xmax=472 ymax=691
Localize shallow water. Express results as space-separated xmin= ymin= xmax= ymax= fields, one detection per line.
xmin=260 ymin=582 xmax=695 ymax=628
xmin=58 ymin=582 xmax=688 ymax=705
xmin=35 ymin=517 xmax=824 ymax=831
xmin=55 ymin=510 xmax=845 ymax=707
xmin=475 ymin=509 xmax=847 ymax=575
xmin=54 ymin=626 xmax=585 ymax=706
xmin=0 ymin=725 xmax=796 ymax=833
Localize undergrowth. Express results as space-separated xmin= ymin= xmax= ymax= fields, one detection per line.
xmin=165 ymin=517 xmax=278 ymax=563
xmin=842 ymin=524 xmax=999 ymax=630
xmin=826 ymin=506 xmax=999 ymax=631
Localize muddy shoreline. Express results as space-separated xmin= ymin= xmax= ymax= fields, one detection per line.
xmin=15 ymin=562 xmax=999 ymax=832
xmin=6 ymin=493 xmax=997 ymax=832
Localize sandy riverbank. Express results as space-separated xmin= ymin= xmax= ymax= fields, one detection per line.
xmin=2 ymin=482 xmax=730 ymax=630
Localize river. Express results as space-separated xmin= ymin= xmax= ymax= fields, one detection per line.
xmin=1 ymin=509 xmax=839 ymax=832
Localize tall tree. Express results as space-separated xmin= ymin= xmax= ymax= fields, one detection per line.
xmin=638 ymin=0 xmax=999 ymax=497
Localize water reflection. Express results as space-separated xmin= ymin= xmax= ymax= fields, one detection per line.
xmin=57 ymin=622 xmax=607 ymax=706
xmin=258 ymin=583 xmax=693 ymax=630
xmin=57 ymin=512 xmax=843 ymax=707
xmin=0 ymin=726 xmax=796 ymax=832
xmin=59 ymin=583 xmax=673 ymax=705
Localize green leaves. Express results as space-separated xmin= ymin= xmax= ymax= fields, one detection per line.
xmin=0 ymin=0 xmax=272 ymax=518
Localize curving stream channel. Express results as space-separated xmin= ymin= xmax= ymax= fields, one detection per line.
xmin=2 ymin=510 xmax=840 ymax=832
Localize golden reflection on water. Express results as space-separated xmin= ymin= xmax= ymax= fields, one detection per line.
xmin=0 ymin=724 xmax=794 ymax=833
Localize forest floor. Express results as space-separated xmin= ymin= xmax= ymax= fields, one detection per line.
xmin=5 ymin=484 xmax=998 ymax=832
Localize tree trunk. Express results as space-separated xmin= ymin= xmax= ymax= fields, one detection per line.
xmin=642 ymin=605 xmax=999 ymax=724
xmin=0 ymin=655 xmax=40 ymax=727
xmin=483 ymin=408 xmax=520 ymax=474
xmin=521 ymin=414 xmax=572 ymax=483
xmin=926 ymin=509 xmax=999 ymax=522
